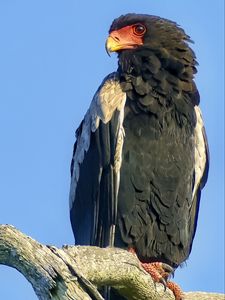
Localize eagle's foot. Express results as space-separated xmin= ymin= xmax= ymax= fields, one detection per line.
xmin=141 ymin=262 xmax=173 ymax=289
xmin=142 ymin=262 xmax=184 ymax=299
xmin=128 ymin=248 xmax=183 ymax=299
xmin=167 ymin=281 xmax=184 ymax=300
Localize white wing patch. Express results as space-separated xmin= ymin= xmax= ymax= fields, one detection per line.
xmin=192 ymin=106 xmax=208 ymax=200
xmin=69 ymin=72 xmax=126 ymax=209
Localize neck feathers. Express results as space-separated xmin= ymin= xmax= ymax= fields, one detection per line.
xmin=118 ymin=45 xmax=199 ymax=108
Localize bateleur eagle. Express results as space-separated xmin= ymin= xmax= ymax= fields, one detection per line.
xmin=69 ymin=13 xmax=209 ymax=298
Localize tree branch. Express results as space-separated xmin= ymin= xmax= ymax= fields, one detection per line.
xmin=0 ymin=225 xmax=223 ymax=300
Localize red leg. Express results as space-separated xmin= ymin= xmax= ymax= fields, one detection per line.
xmin=167 ymin=281 xmax=184 ymax=300
xmin=128 ymin=247 xmax=183 ymax=299
xmin=141 ymin=261 xmax=173 ymax=289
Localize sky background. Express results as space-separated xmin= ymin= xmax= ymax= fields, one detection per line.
xmin=0 ymin=0 xmax=224 ymax=298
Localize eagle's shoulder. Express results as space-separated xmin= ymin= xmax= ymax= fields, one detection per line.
xmin=69 ymin=72 xmax=126 ymax=209
xmin=90 ymin=72 xmax=126 ymax=129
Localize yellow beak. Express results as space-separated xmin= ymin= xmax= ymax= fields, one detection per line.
xmin=105 ymin=36 xmax=124 ymax=56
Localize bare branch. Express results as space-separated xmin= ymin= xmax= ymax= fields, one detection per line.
xmin=0 ymin=225 xmax=224 ymax=300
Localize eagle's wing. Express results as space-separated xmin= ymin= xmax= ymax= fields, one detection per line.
xmin=189 ymin=106 xmax=209 ymax=246
xmin=69 ymin=72 xmax=126 ymax=246
xmin=193 ymin=106 xmax=209 ymax=195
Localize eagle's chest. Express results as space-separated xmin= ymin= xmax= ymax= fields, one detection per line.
xmin=117 ymin=104 xmax=195 ymax=225
xmin=114 ymin=103 xmax=196 ymax=262
xmin=122 ymin=101 xmax=194 ymax=161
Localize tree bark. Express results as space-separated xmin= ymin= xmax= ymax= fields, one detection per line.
xmin=0 ymin=225 xmax=223 ymax=300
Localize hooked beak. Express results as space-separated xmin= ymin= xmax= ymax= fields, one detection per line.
xmin=105 ymin=34 xmax=138 ymax=56
xmin=105 ymin=25 xmax=145 ymax=56
xmin=105 ymin=36 xmax=122 ymax=56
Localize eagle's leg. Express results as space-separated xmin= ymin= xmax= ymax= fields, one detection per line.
xmin=166 ymin=281 xmax=184 ymax=300
xmin=128 ymin=248 xmax=184 ymax=300
xmin=141 ymin=261 xmax=173 ymax=286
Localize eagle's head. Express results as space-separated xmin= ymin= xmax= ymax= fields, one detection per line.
xmin=106 ymin=14 xmax=192 ymax=53
xmin=106 ymin=13 xmax=199 ymax=106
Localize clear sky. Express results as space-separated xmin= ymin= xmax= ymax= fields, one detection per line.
xmin=0 ymin=0 xmax=224 ymax=298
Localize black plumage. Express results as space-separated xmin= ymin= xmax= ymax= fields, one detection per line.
xmin=70 ymin=13 xmax=209 ymax=273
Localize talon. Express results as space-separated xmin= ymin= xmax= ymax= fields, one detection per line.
xmin=159 ymin=277 xmax=167 ymax=291
xmin=161 ymin=263 xmax=174 ymax=274
xmin=127 ymin=248 xmax=183 ymax=299
xmin=140 ymin=261 xmax=170 ymax=289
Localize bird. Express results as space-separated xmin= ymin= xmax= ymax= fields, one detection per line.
xmin=69 ymin=13 xmax=209 ymax=299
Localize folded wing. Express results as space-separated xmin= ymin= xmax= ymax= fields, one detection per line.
xmin=69 ymin=72 xmax=126 ymax=246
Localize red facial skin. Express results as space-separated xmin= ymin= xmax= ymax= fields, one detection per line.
xmin=107 ymin=23 xmax=146 ymax=52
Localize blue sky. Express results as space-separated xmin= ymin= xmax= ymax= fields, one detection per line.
xmin=0 ymin=0 xmax=224 ymax=298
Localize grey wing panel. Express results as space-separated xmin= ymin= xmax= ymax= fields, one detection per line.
xmin=187 ymin=106 xmax=209 ymax=252
xmin=69 ymin=72 xmax=126 ymax=246
xmin=192 ymin=106 xmax=209 ymax=200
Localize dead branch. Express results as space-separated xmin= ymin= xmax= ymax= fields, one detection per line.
xmin=0 ymin=225 xmax=223 ymax=300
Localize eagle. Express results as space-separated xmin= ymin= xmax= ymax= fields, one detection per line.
xmin=69 ymin=13 xmax=209 ymax=299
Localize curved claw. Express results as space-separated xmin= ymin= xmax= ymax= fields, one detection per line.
xmin=161 ymin=263 xmax=175 ymax=279
xmin=159 ymin=277 xmax=167 ymax=291
xmin=161 ymin=263 xmax=174 ymax=274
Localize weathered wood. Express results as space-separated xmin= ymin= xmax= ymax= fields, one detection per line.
xmin=185 ymin=292 xmax=225 ymax=300
xmin=0 ymin=225 xmax=224 ymax=300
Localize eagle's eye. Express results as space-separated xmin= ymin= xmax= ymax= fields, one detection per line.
xmin=132 ymin=24 xmax=146 ymax=36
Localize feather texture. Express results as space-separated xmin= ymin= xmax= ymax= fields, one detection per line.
xmin=70 ymin=14 xmax=209 ymax=273
xmin=70 ymin=72 xmax=126 ymax=246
